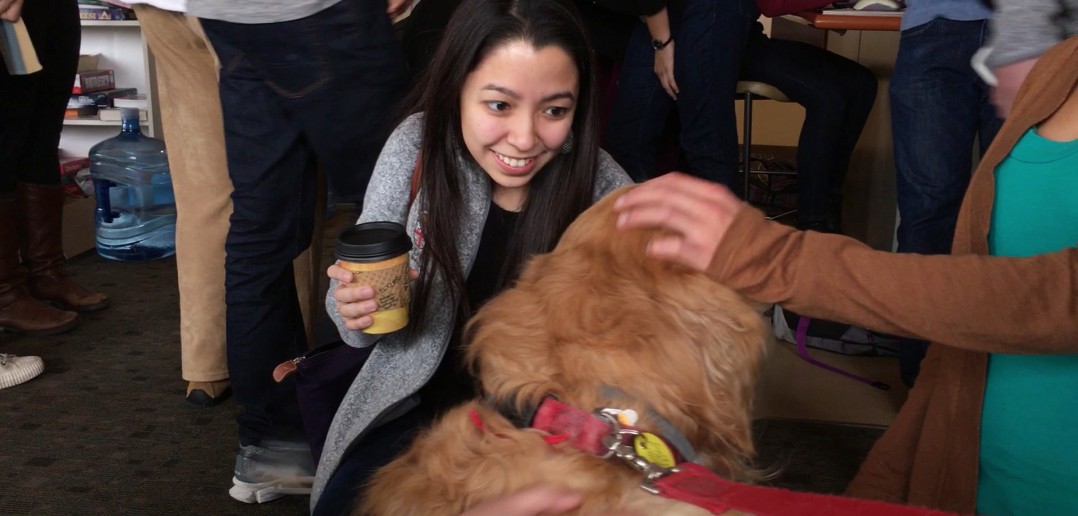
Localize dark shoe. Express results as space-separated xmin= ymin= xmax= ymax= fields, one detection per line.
xmin=16 ymin=183 xmax=109 ymax=312
xmin=186 ymin=379 xmax=232 ymax=407
xmin=0 ymin=290 xmax=79 ymax=335
xmin=28 ymin=268 xmax=109 ymax=312
xmin=0 ymin=196 xmax=79 ymax=335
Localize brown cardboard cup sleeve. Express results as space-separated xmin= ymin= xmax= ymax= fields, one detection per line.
xmin=335 ymin=222 xmax=412 ymax=334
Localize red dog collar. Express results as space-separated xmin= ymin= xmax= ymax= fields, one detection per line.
xmin=474 ymin=397 xmax=960 ymax=515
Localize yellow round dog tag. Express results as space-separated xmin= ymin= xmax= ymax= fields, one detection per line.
xmin=633 ymin=432 xmax=676 ymax=468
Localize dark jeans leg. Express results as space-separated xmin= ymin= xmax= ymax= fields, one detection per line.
xmin=201 ymin=0 xmax=406 ymax=446
xmin=605 ymin=23 xmax=674 ymax=183
xmin=892 ymin=18 xmax=1000 ymax=255
xmin=671 ymin=0 xmax=756 ymax=190
xmin=313 ymin=405 xmax=435 ymax=516
xmin=0 ymin=0 xmax=80 ymax=193
xmin=739 ymin=26 xmax=877 ymax=228
xmin=201 ymin=21 xmax=321 ymax=448
xmin=890 ymin=18 xmax=1001 ymax=386
xmin=292 ymin=0 xmax=408 ymax=205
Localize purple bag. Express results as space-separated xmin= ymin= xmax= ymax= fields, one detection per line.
xmin=274 ymin=341 xmax=372 ymax=462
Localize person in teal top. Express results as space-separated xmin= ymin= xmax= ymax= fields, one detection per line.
xmin=608 ymin=35 xmax=1078 ymax=512
xmin=978 ymin=127 xmax=1078 ymax=515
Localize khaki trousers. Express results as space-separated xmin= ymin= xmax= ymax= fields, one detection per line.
xmin=133 ymin=6 xmax=324 ymax=383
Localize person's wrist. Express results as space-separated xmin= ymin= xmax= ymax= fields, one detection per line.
xmin=651 ymin=35 xmax=673 ymax=51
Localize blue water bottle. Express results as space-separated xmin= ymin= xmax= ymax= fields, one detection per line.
xmin=88 ymin=108 xmax=177 ymax=260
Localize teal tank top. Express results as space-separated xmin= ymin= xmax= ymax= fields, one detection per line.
xmin=978 ymin=127 xmax=1078 ymax=515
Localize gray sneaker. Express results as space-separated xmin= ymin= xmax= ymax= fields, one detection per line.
xmin=229 ymin=439 xmax=316 ymax=504
xmin=0 ymin=354 xmax=44 ymax=390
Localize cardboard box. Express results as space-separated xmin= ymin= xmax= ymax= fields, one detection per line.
xmin=62 ymin=196 xmax=96 ymax=258
xmin=77 ymin=54 xmax=100 ymax=73
xmin=59 ymin=156 xmax=91 ymax=198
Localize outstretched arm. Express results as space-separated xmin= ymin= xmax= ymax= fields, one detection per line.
xmin=615 ymin=173 xmax=1078 ymax=354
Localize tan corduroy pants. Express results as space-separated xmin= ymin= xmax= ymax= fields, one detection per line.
xmin=133 ymin=6 xmax=325 ymax=383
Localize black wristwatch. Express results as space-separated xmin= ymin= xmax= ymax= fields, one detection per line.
xmin=651 ymin=35 xmax=673 ymax=51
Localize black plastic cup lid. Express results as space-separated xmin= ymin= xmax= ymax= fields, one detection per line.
xmin=335 ymin=221 xmax=411 ymax=263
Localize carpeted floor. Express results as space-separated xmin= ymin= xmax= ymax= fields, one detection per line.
xmin=0 ymin=249 xmax=885 ymax=515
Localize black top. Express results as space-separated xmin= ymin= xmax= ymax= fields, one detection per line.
xmin=418 ymin=202 xmax=520 ymax=411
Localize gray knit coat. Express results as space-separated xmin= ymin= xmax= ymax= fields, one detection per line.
xmin=985 ymin=0 xmax=1078 ymax=67
xmin=312 ymin=113 xmax=633 ymax=509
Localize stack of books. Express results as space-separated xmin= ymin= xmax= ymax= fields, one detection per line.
xmin=66 ymin=53 xmax=146 ymax=121
xmin=78 ymin=0 xmax=137 ymax=21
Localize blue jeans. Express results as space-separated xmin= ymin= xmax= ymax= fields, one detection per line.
xmin=890 ymin=18 xmax=1001 ymax=385
xmin=892 ymin=18 xmax=1001 ymax=255
xmin=606 ymin=0 xmax=758 ymax=188
xmin=200 ymin=0 xmax=407 ymax=446
xmin=740 ymin=23 xmax=876 ymax=230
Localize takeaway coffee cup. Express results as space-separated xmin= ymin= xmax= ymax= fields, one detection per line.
xmin=335 ymin=221 xmax=412 ymax=334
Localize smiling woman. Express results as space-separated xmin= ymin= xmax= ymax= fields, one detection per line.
xmin=312 ymin=0 xmax=634 ymax=514
xmin=460 ymin=41 xmax=579 ymax=210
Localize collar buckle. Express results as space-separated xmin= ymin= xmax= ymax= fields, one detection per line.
xmin=595 ymin=411 xmax=677 ymax=494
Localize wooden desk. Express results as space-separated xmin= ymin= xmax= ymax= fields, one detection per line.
xmin=789 ymin=10 xmax=902 ymax=32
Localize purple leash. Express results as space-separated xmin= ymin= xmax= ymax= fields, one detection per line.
xmin=795 ymin=316 xmax=890 ymax=390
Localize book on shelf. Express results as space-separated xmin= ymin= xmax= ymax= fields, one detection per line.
xmin=59 ymin=155 xmax=92 ymax=198
xmin=820 ymin=8 xmax=903 ymax=16
xmin=68 ymin=94 xmax=95 ymax=109
xmin=73 ymin=69 xmax=116 ymax=94
xmin=98 ymin=107 xmax=147 ymax=122
xmin=0 ymin=18 xmax=43 ymax=75
xmin=112 ymin=94 xmax=148 ymax=109
xmin=65 ymin=105 xmax=100 ymax=119
xmin=71 ymin=87 xmax=138 ymax=109
xmin=78 ymin=1 xmax=138 ymax=20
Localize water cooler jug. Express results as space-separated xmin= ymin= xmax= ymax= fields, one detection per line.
xmin=88 ymin=108 xmax=176 ymax=260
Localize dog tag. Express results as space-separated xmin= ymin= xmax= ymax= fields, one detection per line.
xmin=633 ymin=432 xmax=676 ymax=468
xmin=599 ymin=408 xmax=639 ymax=426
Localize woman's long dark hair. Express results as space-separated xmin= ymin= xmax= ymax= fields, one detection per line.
xmin=406 ymin=0 xmax=602 ymax=328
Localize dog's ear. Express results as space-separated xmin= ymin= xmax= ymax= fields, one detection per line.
xmin=462 ymin=279 xmax=561 ymax=409
xmin=655 ymin=276 xmax=767 ymax=480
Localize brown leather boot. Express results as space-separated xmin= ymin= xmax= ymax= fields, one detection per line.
xmin=16 ymin=183 xmax=109 ymax=312
xmin=0 ymin=195 xmax=79 ymax=335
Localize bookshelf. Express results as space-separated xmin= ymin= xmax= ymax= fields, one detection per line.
xmin=79 ymin=20 xmax=140 ymax=27
xmin=60 ymin=19 xmax=161 ymax=157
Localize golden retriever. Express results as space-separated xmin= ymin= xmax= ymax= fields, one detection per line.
xmin=360 ymin=186 xmax=769 ymax=515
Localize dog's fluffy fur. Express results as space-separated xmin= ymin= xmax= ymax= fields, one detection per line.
xmin=360 ymin=187 xmax=768 ymax=515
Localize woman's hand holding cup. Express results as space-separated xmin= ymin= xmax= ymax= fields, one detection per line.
xmin=331 ymin=221 xmax=414 ymax=334
xmin=329 ymin=263 xmax=381 ymax=331
xmin=329 ymin=263 xmax=420 ymax=331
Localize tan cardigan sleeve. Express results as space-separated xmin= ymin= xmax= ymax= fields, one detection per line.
xmin=709 ymin=207 xmax=1078 ymax=354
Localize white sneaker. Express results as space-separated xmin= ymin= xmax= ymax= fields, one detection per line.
xmin=229 ymin=440 xmax=315 ymax=504
xmin=0 ymin=354 xmax=44 ymax=390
